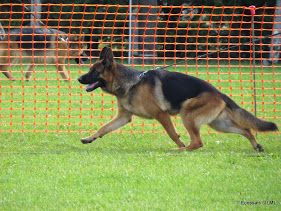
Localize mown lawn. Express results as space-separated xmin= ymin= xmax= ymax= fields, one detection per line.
xmin=0 ymin=63 xmax=280 ymax=210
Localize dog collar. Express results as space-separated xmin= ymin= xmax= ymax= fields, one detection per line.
xmin=138 ymin=71 xmax=148 ymax=80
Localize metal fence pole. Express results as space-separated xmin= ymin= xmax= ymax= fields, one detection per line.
xmin=249 ymin=6 xmax=257 ymax=117
xmin=129 ymin=0 xmax=158 ymax=64
xmin=30 ymin=0 xmax=41 ymax=26
xmin=264 ymin=0 xmax=281 ymax=65
xmin=128 ymin=0 xmax=133 ymax=64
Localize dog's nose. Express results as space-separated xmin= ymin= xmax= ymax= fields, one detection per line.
xmin=78 ymin=77 xmax=82 ymax=83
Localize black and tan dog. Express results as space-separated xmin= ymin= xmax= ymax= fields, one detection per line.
xmin=0 ymin=27 xmax=86 ymax=81
xmin=78 ymin=47 xmax=278 ymax=151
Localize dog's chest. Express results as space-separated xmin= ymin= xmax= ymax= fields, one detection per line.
xmin=119 ymin=81 xmax=172 ymax=118
xmin=120 ymin=97 xmax=153 ymax=118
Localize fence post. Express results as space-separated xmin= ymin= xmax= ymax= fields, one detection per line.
xmin=264 ymin=0 xmax=281 ymax=65
xmin=128 ymin=0 xmax=133 ymax=64
xmin=249 ymin=6 xmax=257 ymax=118
xmin=130 ymin=0 xmax=158 ymax=65
xmin=30 ymin=0 xmax=41 ymax=26
xmin=0 ymin=22 xmax=5 ymax=40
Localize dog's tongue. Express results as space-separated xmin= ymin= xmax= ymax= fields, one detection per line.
xmin=86 ymin=82 xmax=99 ymax=92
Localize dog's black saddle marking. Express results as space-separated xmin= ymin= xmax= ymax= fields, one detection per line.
xmin=161 ymin=71 xmax=218 ymax=111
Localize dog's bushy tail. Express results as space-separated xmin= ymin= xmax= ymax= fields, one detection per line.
xmin=221 ymin=94 xmax=278 ymax=132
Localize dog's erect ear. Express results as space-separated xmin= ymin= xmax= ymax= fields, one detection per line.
xmin=100 ymin=47 xmax=114 ymax=68
xmin=99 ymin=46 xmax=111 ymax=60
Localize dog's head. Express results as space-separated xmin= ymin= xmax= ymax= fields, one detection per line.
xmin=78 ymin=47 xmax=115 ymax=92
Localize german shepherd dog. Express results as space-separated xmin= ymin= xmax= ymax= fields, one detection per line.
xmin=78 ymin=47 xmax=278 ymax=152
xmin=0 ymin=27 xmax=86 ymax=81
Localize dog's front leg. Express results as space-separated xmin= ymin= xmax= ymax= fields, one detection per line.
xmin=155 ymin=112 xmax=186 ymax=149
xmin=25 ymin=65 xmax=34 ymax=81
xmin=57 ymin=64 xmax=70 ymax=81
xmin=81 ymin=111 xmax=132 ymax=144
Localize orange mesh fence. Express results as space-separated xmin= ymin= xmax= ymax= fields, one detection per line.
xmin=0 ymin=3 xmax=280 ymax=134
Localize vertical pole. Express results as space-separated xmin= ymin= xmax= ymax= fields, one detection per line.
xmin=128 ymin=0 xmax=133 ymax=64
xmin=0 ymin=22 xmax=5 ymax=40
xmin=129 ymin=0 xmax=158 ymax=65
xmin=264 ymin=0 xmax=281 ymax=65
xmin=30 ymin=0 xmax=41 ymax=26
xmin=139 ymin=0 xmax=158 ymax=64
xmin=249 ymin=6 xmax=257 ymax=117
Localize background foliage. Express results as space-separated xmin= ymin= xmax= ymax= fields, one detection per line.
xmin=0 ymin=0 xmax=277 ymax=6
xmin=0 ymin=0 xmax=278 ymax=59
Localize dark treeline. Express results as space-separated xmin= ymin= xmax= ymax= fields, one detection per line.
xmin=0 ymin=0 xmax=278 ymax=59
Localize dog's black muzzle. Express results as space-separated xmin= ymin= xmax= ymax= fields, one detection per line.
xmin=77 ymin=75 xmax=88 ymax=84
xmin=78 ymin=74 xmax=105 ymax=92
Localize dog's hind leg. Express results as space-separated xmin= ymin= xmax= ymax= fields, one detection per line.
xmin=0 ymin=65 xmax=15 ymax=81
xmin=180 ymin=93 xmax=225 ymax=151
xmin=25 ymin=65 xmax=34 ymax=81
xmin=243 ymin=129 xmax=264 ymax=152
xmin=155 ymin=112 xmax=185 ymax=149
xmin=209 ymin=110 xmax=264 ymax=152
xmin=181 ymin=120 xmax=203 ymax=151
xmin=57 ymin=64 xmax=69 ymax=81
xmin=0 ymin=43 xmax=15 ymax=80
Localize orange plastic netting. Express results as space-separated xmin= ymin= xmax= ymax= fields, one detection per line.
xmin=0 ymin=4 xmax=280 ymax=133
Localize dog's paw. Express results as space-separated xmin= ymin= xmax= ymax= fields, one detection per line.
xmin=187 ymin=142 xmax=203 ymax=151
xmin=81 ymin=137 xmax=96 ymax=144
xmin=255 ymin=144 xmax=264 ymax=152
xmin=62 ymin=78 xmax=71 ymax=82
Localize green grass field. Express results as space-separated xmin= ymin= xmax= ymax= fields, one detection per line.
xmin=0 ymin=64 xmax=281 ymax=210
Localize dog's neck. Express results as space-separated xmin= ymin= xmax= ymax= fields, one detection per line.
xmin=112 ymin=64 xmax=145 ymax=97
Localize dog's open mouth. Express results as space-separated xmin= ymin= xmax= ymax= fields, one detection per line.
xmin=85 ymin=80 xmax=105 ymax=92
xmin=86 ymin=81 xmax=101 ymax=92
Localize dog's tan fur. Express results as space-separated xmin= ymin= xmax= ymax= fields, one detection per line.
xmin=0 ymin=29 xmax=85 ymax=80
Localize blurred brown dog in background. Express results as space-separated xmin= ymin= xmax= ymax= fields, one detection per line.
xmin=0 ymin=27 xmax=86 ymax=81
